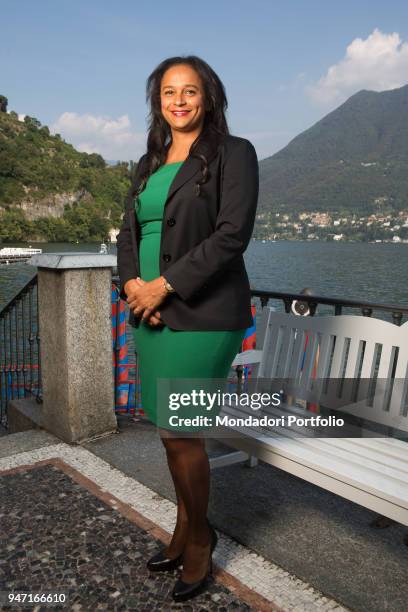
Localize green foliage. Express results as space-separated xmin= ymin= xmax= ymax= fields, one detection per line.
xmin=24 ymin=115 xmax=41 ymax=130
xmin=79 ymin=153 xmax=105 ymax=168
xmin=0 ymin=107 xmax=133 ymax=242
xmin=0 ymin=208 xmax=32 ymax=241
xmin=0 ymin=96 xmax=8 ymax=113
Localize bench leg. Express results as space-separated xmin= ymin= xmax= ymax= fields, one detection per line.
xmin=209 ymin=451 xmax=250 ymax=469
xmin=209 ymin=451 xmax=259 ymax=470
xmin=369 ymin=515 xmax=395 ymax=529
xmin=245 ymin=455 xmax=258 ymax=468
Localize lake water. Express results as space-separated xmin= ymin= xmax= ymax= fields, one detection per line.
xmin=1 ymin=240 xmax=407 ymax=314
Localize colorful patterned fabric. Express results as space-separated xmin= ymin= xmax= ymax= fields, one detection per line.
xmin=112 ymin=283 xmax=143 ymax=416
xmin=241 ymin=303 xmax=257 ymax=379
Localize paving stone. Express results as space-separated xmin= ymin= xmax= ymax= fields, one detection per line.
xmin=0 ymin=442 xmax=350 ymax=612
xmin=1 ymin=464 xmax=254 ymax=611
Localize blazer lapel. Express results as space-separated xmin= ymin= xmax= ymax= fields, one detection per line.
xmin=166 ymin=155 xmax=202 ymax=203
xmin=125 ymin=155 xmax=201 ymax=209
xmin=166 ymin=134 xmax=222 ymax=203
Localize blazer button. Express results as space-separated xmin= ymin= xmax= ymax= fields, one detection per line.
xmin=167 ymin=217 xmax=176 ymax=227
xmin=163 ymin=253 xmax=172 ymax=262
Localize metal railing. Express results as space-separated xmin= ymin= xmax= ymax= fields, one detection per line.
xmin=0 ymin=274 xmax=42 ymax=430
xmin=1 ymin=273 xmax=407 ymax=431
xmin=250 ymin=288 xmax=408 ymax=325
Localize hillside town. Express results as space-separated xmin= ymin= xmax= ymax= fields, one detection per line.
xmin=254 ymin=209 xmax=408 ymax=242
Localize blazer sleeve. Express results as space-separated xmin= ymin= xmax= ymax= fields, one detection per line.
xmin=116 ymin=155 xmax=146 ymax=301
xmin=116 ymin=206 xmax=137 ymax=301
xmin=163 ymin=139 xmax=259 ymax=301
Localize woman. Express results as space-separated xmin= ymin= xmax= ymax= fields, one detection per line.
xmin=117 ymin=55 xmax=259 ymax=602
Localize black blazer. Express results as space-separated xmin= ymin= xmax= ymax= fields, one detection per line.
xmin=116 ymin=134 xmax=259 ymax=331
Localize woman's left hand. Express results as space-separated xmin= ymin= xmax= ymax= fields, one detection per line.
xmin=126 ymin=276 xmax=168 ymax=323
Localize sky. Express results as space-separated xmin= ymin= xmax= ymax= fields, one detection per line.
xmin=2 ymin=0 xmax=408 ymax=162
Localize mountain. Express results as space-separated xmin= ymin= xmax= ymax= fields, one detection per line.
xmin=258 ymin=84 xmax=408 ymax=215
xmin=0 ymin=102 xmax=133 ymax=242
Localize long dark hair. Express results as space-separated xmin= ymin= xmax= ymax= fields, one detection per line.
xmin=133 ymin=55 xmax=230 ymax=198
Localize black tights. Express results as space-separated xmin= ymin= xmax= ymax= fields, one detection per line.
xmin=159 ymin=432 xmax=212 ymax=582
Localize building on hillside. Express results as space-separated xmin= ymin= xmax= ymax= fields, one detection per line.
xmin=109 ymin=228 xmax=120 ymax=242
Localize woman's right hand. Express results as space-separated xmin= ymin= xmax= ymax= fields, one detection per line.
xmin=124 ymin=278 xmax=165 ymax=327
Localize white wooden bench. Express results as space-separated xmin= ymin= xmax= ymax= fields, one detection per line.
xmin=210 ymin=308 xmax=408 ymax=526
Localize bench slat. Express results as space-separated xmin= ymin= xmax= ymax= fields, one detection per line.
xmin=340 ymin=436 xmax=408 ymax=463
xmin=289 ymin=327 xmax=306 ymax=380
xmin=279 ymin=325 xmax=296 ymax=379
xmin=343 ymin=337 xmax=361 ymax=379
xmin=295 ymin=437 xmax=408 ymax=481
xmin=359 ymin=340 xmax=376 ymax=379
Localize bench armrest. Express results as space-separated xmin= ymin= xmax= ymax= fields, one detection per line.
xmin=231 ymin=349 xmax=262 ymax=367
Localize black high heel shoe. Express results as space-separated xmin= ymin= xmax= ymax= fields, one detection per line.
xmin=146 ymin=548 xmax=183 ymax=572
xmin=172 ymin=521 xmax=218 ymax=602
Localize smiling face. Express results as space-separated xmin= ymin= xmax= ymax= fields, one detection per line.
xmin=160 ymin=63 xmax=207 ymax=135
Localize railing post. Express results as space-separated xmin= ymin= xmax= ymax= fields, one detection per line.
xmin=28 ymin=253 xmax=118 ymax=443
xmin=283 ymin=299 xmax=292 ymax=313
xmin=392 ymin=311 xmax=403 ymax=326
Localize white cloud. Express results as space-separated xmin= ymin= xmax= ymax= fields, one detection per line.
xmin=307 ymin=28 xmax=408 ymax=107
xmin=50 ymin=112 xmax=146 ymax=161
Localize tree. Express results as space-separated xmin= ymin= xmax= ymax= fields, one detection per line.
xmin=24 ymin=116 xmax=41 ymax=130
xmin=0 ymin=95 xmax=8 ymax=113
xmin=0 ymin=209 xmax=33 ymax=241
xmin=79 ymin=153 xmax=105 ymax=169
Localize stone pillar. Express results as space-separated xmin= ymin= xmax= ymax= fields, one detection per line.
xmin=29 ymin=253 xmax=118 ymax=443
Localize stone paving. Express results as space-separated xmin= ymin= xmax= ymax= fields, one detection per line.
xmin=1 ymin=463 xmax=255 ymax=611
xmin=0 ymin=436 xmax=350 ymax=611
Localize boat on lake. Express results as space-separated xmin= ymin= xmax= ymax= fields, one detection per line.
xmin=0 ymin=247 xmax=42 ymax=264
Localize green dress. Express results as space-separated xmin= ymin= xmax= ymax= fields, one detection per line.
xmin=132 ymin=161 xmax=246 ymax=431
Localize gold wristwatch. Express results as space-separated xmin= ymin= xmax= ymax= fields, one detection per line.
xmin=162 ymin=277 xmax=175 ymax=293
